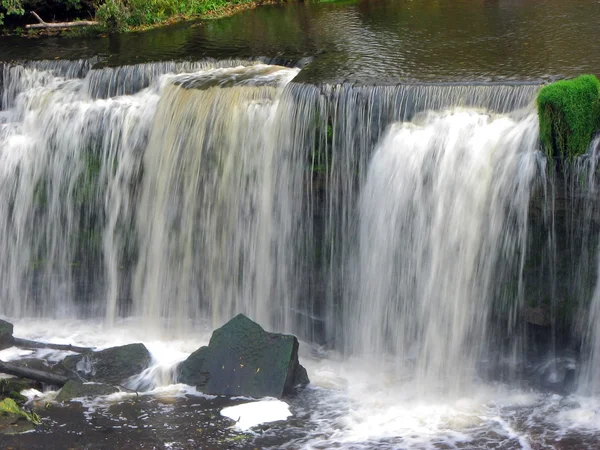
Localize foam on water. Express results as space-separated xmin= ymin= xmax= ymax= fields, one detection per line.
xmin=3 ymin=317 xmax=600 ymax=448
xmin=221 ymin=399 xmax=292 ymax=431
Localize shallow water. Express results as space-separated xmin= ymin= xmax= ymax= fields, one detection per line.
xmin=1 ymin=318 xmax=600 ymax=449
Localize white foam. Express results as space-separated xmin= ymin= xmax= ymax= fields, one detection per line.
xmin=4 ymin=317 xmax=210 ymax=391
xmin=0 ymin=346 xmax=34 ymax=361
xmin=221 ymin=399 xmax=292 ymax=431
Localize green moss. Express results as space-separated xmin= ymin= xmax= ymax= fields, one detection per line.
xmin=0 ymin=398 xmax=41 ymax=425
xmin=537 ymin=75 xmax=600 ymax=161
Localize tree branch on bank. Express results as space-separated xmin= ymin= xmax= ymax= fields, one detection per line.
xmin=25 ymin=11 xmax=98 ymax=29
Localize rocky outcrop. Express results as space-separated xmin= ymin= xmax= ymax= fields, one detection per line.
xmin=177 ymin=314 xmax=309 ymax=398
xmin=61 ymin=343 xmax=151 ymax=385
xmin=55 ymin=380 xmax=118 ymax=402
xmin=0 ymin=319 xmax=14 ymax=350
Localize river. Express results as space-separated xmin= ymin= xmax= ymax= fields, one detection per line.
xmin=1 ymin=1 xmax=600 ymax=449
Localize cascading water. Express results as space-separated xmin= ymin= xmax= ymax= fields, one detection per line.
xmin=4 ymin=57 xmax=600 ymax=448
xmin=577 ymin=134 xmax=600 ymax=394
xmin=132 ymin=65 xmax=302 ymax=332
xmin=347 ymin=109 xmax=541 ymax=394
xmin=0 ymin=60 xmax=306 ymax=335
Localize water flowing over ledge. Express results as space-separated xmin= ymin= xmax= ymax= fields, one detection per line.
xmin=2 ymin=58 xmax=600 ymax=448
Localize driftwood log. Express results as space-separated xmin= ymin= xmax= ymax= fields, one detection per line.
xmin=12 ymin=338 xmax=92 ymax=353
xmin=26 ymin=11 xmax=98 ymax=29
xmin=0 ymin=360 xmax=70 ymax=387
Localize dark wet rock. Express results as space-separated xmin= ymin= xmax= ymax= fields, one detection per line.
xmin=0 ymin=377 xmax=40 ymax=403
xmin=0 ymin=412 xmax=35 ymax=435
xmin=0 ymin=398 xmax=39 ymax=435
xmin=61 ymin=343 xmax=151 ymax=385
xmin=0 ymin=319 xmax=14 ymax=350
xmin=55 ymin=380 xmax=119 ymax=402
xmin=177 ymin=314 xmax=309 ymax=398
xmin=11 ymin=358 xmax=50 ymax=372
xmin=524 ymin=306 xmax=552 ymax=327
xmin=293 ymin=363 xmax=310 ymax=387
xmin=532 ymin=354 xmax=578 ymax=395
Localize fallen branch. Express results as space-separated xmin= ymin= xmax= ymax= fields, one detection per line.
xmin=0 ymin=360 xmax=70 ymax=387
xmin=26 ymin=11 xmax=98 ymax=29
xmin=13 ymin=337 xmax=92 ymax=353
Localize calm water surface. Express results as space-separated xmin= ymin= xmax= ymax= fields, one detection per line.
xmin=1 ymin=0 xmax=599 ymax=83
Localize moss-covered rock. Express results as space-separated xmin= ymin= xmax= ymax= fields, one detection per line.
xmin=537 ymin=75 xmax=600 ymax=160
xmin=0 ymin=319 xmax=14 ymax=350
xmin=61 ymin=343 xmax=151 ymax=385
xmin=177 ymin=314 xmax=309 ymax=398
xmin=0 ymin=397 xmax=40 ymax=435
xmin=55 ymin=380 xmax=119 ymax=402
xmin=0 ymin=378 xmax=39 ymax=404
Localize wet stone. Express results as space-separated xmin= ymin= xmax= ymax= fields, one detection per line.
xmin=61 ymin=343 xmax=151 ymax=385
xmin=56 ymin=380 xmax=119 ymax=402
xmin=0 ymin=319 xmax=14 ymax=350
xmin=177 ymin=314 xmax=309 ymax=398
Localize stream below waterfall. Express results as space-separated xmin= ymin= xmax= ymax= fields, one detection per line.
xmin=2 ymin=0 xmax=600 ymax=449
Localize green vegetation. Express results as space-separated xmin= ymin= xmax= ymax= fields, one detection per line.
xmin=1 ymin=0 xmax=351 ymax=34
xmin=0 ymin=398 xmax=41 ymax=425
xmin=0 ymin=0 xmax=279 ymax=33
xmin=96 ymin=0 xmax=274 ymax=32
xmin=0 ymin=0 xmax=87 ymax=26
xmin=537 ymin=75 xmax=600 ymax=161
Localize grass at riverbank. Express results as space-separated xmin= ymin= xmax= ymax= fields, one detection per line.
xmin=1 ymin=0 xmax=351 ymax=36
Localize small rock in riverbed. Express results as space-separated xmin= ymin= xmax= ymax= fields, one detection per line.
xmin=56 ymin=380 xmax=119 ymax=402
xmin=0 ymin=378 xmax=40 ymax=404
xmin=61 ymin=343 xmax=151 ymax=385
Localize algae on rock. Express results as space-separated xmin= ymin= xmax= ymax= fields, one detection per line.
xmin=0 ymin=398 xmax=41 ymax=425
xmin=537 ymin=75 xmax=600 ymax=161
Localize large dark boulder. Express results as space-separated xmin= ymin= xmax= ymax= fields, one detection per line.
xmin=177 ymin=314 xmax=309 ymax=398
xmin=61 ymin=343 xmax=151 ymax=385
xmin=0 ymin=320 xmax=14 ymax=350
xmin=55 ymin=380 xmax=119 ymax=402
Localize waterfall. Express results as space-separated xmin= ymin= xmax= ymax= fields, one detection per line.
xmin=131 ymin=66 xmax=302 ymax=332
xmin=0 ymin=59 xmax=307 ymax=335
xmin=0 ymin=58 xmax=559 ymax=382
xmin=346 ymin=109 xmax=542 ymax=393
xmin=578 ymin=134 xmax=600 ymax=393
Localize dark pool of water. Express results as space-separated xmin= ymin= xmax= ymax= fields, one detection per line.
xmin=1 ymin=0 xmax=599 ymax=83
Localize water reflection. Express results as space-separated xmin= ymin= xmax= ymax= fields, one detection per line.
xmin=1 ymin=0 xmax=599 ymax=84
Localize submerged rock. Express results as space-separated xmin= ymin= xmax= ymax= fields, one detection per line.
xmin=177 ymin=314 xmax=309 ymax=398
xmin=61 ymin=343 xmax=151 ymax=385
xmin=0 ymin=319 xmax=14 ymax=350
xmin=524 ymin=306 xmax=552 ymax=327
xmin=55 ymin=380 xmax=119 ymax=402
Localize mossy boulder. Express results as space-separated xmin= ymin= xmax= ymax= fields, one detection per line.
xmin=538 ymin=75 xmax=600 ymax=160
xmin=177 ymin=314 xmax=309 ymax=398
xmin=55 ymin=380 xmax=119 ymax=402
xmin=0 ymin=378 xmax=39 ymax=404
xmin=0 ymin=319 xmax=14 ymax=350
xmin=0 ymin=398 xmax=40 ymax=434
xmin=61 ymin=343 xmax=151 ymax=385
